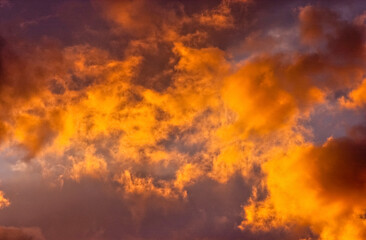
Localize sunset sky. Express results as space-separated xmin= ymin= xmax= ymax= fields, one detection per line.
xmin=0 ymin=0 xmax=366 ymax=239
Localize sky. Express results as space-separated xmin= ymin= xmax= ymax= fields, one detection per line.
xmin=0 ymin=0 xmax=366 ymax=239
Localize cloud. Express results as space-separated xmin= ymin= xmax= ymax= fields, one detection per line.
xmin=0 ymin=1 xmax=366 ymax=240
xmin=339 ymin=78 xmax=366 ymax=108
xmin=0 ymin=191 xmax=10 ymax=209
xmin=93 ymin=0 xmax=181 ymax=38
xmin=242 ymin=133 xmax=366 ymax=240
xmin=0 ymin=226 xmax=45 ymax=240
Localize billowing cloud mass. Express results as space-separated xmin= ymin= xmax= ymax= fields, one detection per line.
xmin=0 ymin=0 xmax=365 ymax=239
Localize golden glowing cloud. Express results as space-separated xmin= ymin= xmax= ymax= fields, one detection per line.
xmin=340 ymin=79 xmax=366 ymax=108
xmin=0 ymin=1 xmax=366 ymax=239
xmin=0 ymin=191 xmax=10 ymax=209
xmin=242 ymin=137 xmax=366 ymax=240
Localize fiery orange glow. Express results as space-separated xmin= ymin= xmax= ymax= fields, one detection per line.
xmin=0 ymin=191 xmax=10 ymax=209
xmin=0 ymin=1 xmax=365 ymax=240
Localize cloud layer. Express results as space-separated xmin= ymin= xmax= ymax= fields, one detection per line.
xmin=0 ymin=0 xmax=365 ymax=239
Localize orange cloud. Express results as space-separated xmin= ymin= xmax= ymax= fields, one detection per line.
xmin=0 ymin=226 xmax=46 ymax=240
xmin=242 ymin=135 xmax=366 ymax=240
xmin=1 ymin=1 xmax=366 ymax=239
xmin=94 ymin=0 xmax=181 ymax=38
xmin=339 ymin=78 xmax=366 ymax=108
xmin=70 ymin=146 xmax=108 ymax=181
xmin=0 ymin=191 xmax=10 ymax=209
